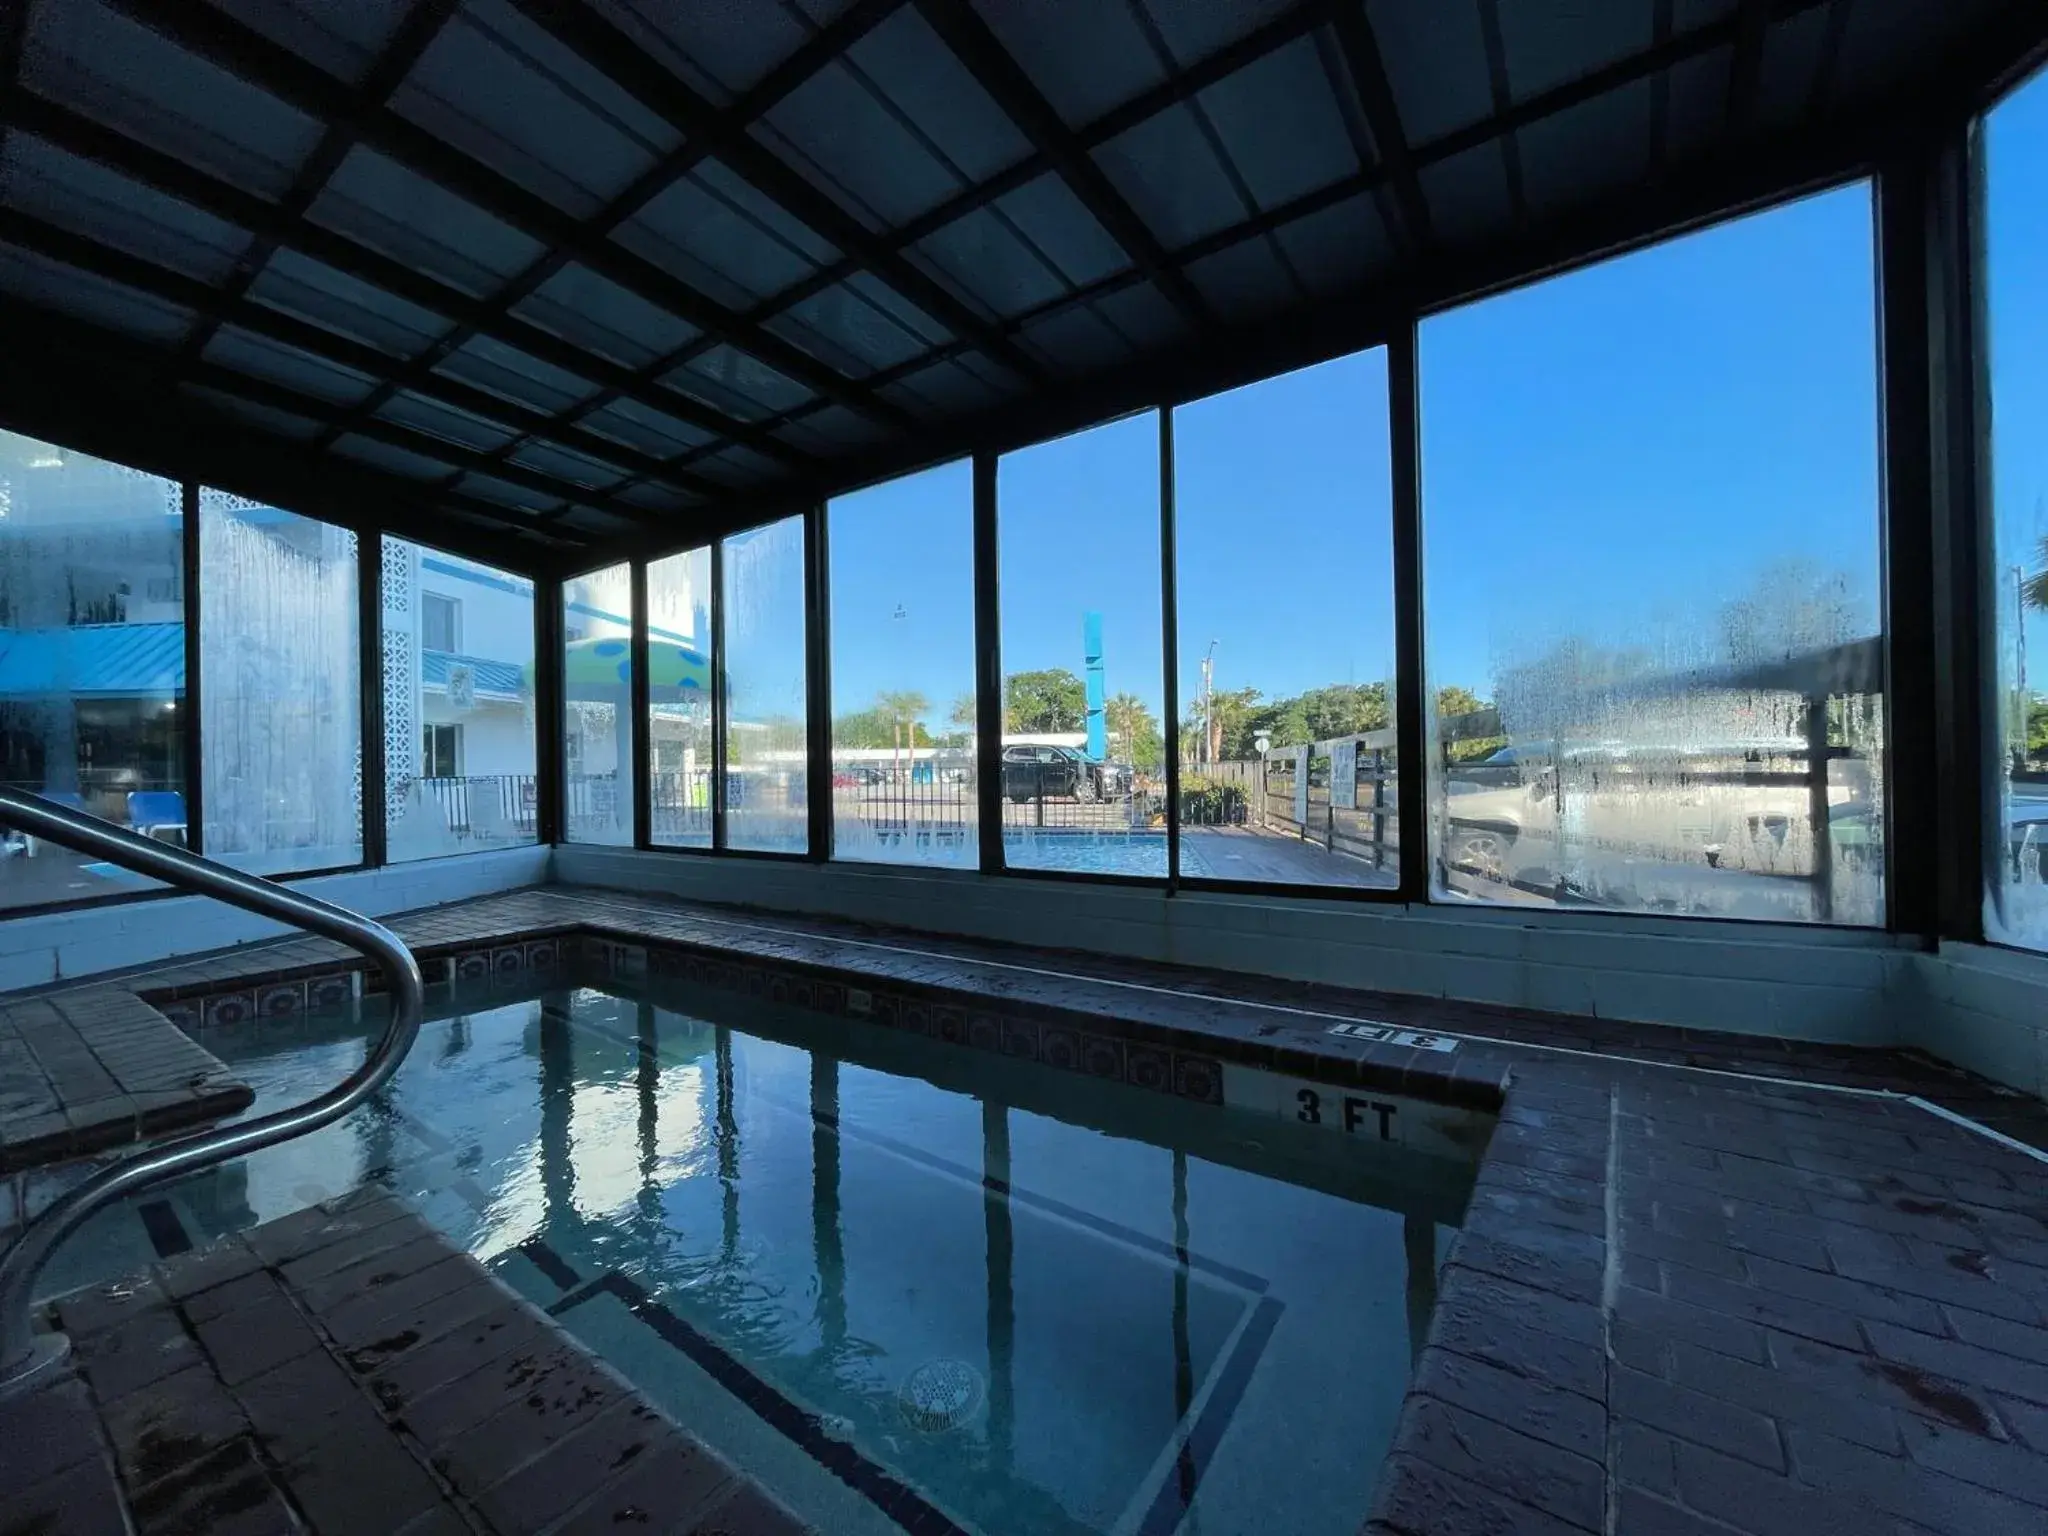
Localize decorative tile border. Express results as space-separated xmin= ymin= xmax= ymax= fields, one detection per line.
xmin=586 ymin=929 xmax=1242 ymax=1112
xmin=127 ymin=921 xmax=1498 ymax=1134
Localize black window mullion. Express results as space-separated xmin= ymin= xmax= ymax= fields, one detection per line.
xmin=181 ymin=481 xmax=203 ymax=858
xmin=359 ymin=528 xmax=386 ymax=868
xmin=1160 ymin=409 xmax=1181 ymax=892
xmin=1389 ymin=321 xmax=1428 ymax=901
xmin=974 ymin=452 xmax=1003 ymax=875
xmin=711 ymin=540 xmax=729 ymax=853
xmin=631 ymin=558 xmax=651 ymax=850
xmin=805 ymin=504 xmax=832 ymax=861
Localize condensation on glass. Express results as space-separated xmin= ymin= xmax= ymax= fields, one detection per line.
xmin=562 ymin=563 xmax=635 ymax=847
xmin=199 ymin=490 xmax=361 ymax=875
xmin=828 ymin=459 xmax=977 ymax=870
xmin=382 ymin=537 xmax=538 ymax=861
xmin=997 ymin=413 xmax=1166 ymax=877
xmin=1985 ymin=67 xmax=2048 ymax=951
xmin=1420 ymin=186 xmax=1887 ymax=925
xmin=723 ymin=516 xmax=808 ymax=853
xmin=1174 ymin=351 xmax=1399 ymax=890
xmin=647 ymin=545 xmax=713 ymax=850
xmin=0 ymin=431 xmax=185 ymax=905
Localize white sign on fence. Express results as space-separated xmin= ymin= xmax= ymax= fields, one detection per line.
xmin=1331 ymin=740 xmax=1357 ymax=809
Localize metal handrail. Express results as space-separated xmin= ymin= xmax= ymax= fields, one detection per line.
xmin=0 ymin=789 xmax=424 ymax=1400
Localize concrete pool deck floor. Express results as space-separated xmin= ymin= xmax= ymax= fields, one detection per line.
xmin=5 ymin=1187 xmax=805 ymax=1536
xmin=5 ymin=884 xmax=2048 ymax=1533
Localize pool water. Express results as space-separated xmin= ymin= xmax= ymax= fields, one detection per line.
xmin=34 ymin=974 xmax=1474 ymax=1536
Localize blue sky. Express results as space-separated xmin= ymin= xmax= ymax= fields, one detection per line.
xmin=813 ymin=116 xmax=2048 ymax=738
xmin=1989 ymin=65 xmax=2048 ymax=728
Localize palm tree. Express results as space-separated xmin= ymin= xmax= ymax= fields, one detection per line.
xmin=2027 ymin=536 xmax=2048 ymax=611
xmin=1104 ymin=692 xmax=1153 ymax=766
xmin=874 ymin=689 xmax=929 ymax=775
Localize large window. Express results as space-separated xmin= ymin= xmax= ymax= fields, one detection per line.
xmin=723 ymin=516 xmax=809 ymax=853
xmin=829 ymin=460 xmax=977 ymax=869
xmin=562 ymin=563 xmax=634 ymax=847
xmin=200 ymin=491 xmax=361 ymax=875
xmin=998 ymin=413 xmax=1165 ymax=877
xmin=0 ymin=432 xmax=185 ymax=907
xmin=383 ymin=537 xmax=537 ymax=861
xmin=1421 ymin=187 xmax=1886 ymax=924
xmin=1986 ymin=68 xmax=2048 ymax=950
xmin=1174 ymin=352 xmax=1399 ymax=889
xmin=648 ymin=545 xmax=714 ymax=850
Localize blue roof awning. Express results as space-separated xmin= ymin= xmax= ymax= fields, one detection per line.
xmin=0 ymin=624 xmax=185 ymax=698
xmin=421 ymin=649 xmax=526 ymax=701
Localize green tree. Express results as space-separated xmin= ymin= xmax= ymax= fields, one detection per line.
xmin=834 ymin=706 xmax=933 ymax=751
xmin=1434 ymin=685 xmax=1488 ymax=720
xmin=1004 ymin=668 xmax=1085 ymax=732
xmin=1106 ymin=692 xmax=1163 ymax=771
xmin=874 ymin=689 xmax=930 ymax=758
xmin=2022 ymin=535 xmax=2048 ymax=611
xmin=1295 ymin=682 xmax=1389 ymax=740
xmin=1188 ymin=685 xmax=1263 ymax=760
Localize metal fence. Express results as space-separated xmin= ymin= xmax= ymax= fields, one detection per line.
xmin=832 ymin=763 xmax=1163 ymax=833
xmin=415 ymin=774 xmax=538 ymax=838
xmin=1182 ymin=734 xmax=1400 ymax=873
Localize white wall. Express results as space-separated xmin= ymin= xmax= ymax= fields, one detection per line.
xmin=422 ymin=698 xmax=532 ymax=778
xmin=419 ymin=554 xmax=533 ymax=662
xmin=552 ymin=846 xmax=1915 ymax=1045
xmin=556 ymin=845 xmax=2048 ymax=1098
xmin=0 ymin=846 xmax=549 ymax=991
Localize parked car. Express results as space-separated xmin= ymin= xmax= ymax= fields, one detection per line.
xmin=1047 ymin=746 xmax=1132 ymax=800
xmin=1440 ymin=747 xmax=1868 ymax=886
xmin=1001 ymin=745 xmax=1082 ymax=802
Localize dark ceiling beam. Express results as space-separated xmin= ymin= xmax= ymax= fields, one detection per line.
xmin=0 ymin=0 xmax=31 ymax=167
xmin=648 ymin=0 xmax=1846 ymax=474
xmin=1 ymin=90 xmax=788 ymax=479
xmin=0 ymin=197 xmax=724 ymax=503
xmin=1728 ymin=0 xmax=1773 ymax=136
xmin=1807 ymin=0 xmax=1852 ymax=124
xmin=178 ymin=358 xmax=679 ymax=534
xmin=175 ymin=0 xmax=459 ymax=372
xmin=1648 ymin=0 xmax=1676 ymax=178
xmin=622 ymin=0 xmax=1336 ymax=392
xmin=0 ymin=298 xmax=577 ymax=566
xmin=572 ymin=0 xmax=2048 ymax=572
xmin=103 ymin=0 xmax=913 ymax=430
xmin=314 ymin=0 xmax=905 ymax=473
xmin=506 ymin=0 xmax=1051 ymax=392
xmin=910 ymin=0 xmax=1217 ymax=329
xmin=1473 ymin=0 xmax=1530 ymax=226
xmin=1327 ymin=0 xmax=1436 ymax=250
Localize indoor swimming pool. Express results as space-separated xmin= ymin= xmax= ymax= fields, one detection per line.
xmin=27 ymin=971 xmax=1476 ymax=1536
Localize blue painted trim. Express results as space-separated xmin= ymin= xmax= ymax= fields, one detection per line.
xmin=421 ymin=554 xmax=534 ymax=597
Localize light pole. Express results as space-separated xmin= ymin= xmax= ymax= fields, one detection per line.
xmin=2021 ymin=565 xmax=2035 ymax=770
xmin=1201 ymin=640 xmax=1218 ymax=769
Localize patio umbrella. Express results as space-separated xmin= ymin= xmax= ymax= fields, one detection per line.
xmin=535 ymin=636 xmax=711 ymax=702
xmin=531 ymin=638 xmax=712 ymax=833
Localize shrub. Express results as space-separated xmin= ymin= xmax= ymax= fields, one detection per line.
xmin=1180 ymin=774 xmax=1249 ymax=825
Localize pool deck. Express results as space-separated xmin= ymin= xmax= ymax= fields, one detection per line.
xmin=8 ymin=883 xmax=2048 ymax=1534
xmin=7 ymin=1186 xmax=806 ymax=1536
xmin=0 ymin=988 xmax=251 ymax=1175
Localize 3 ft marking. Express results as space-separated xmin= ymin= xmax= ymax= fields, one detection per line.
xmin=1326 ymin=1022 xmax=1457 ymax=1053
xmin=1296 ymin=1087 xmax=1398 ymax=1140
